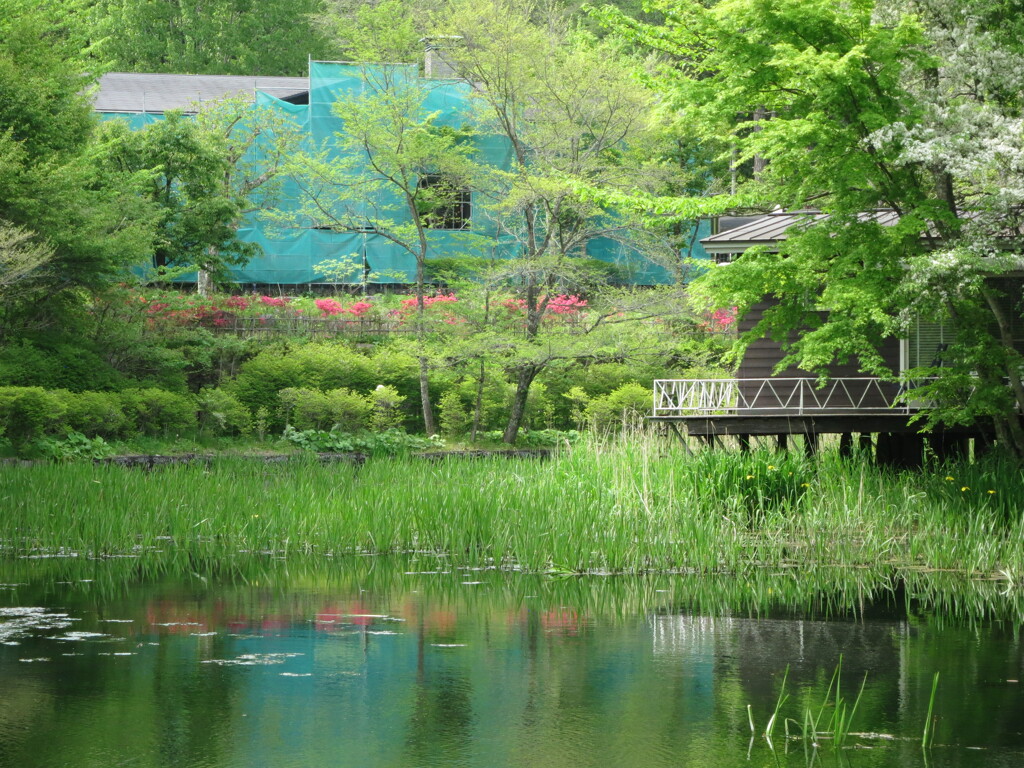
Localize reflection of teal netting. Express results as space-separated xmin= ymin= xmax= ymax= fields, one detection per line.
xmin=98 ymin=62 xmax=705 ymax=286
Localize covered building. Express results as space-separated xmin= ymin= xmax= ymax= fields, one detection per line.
xmin=94 ymin=62 xmax=706 ymax=287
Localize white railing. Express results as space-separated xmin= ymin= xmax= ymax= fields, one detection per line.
xmin=652 ymin=378 xmax=913 ymax=417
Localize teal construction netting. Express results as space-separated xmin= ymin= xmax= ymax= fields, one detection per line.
xmin=99 ymin=62 xmax=706 ymax=286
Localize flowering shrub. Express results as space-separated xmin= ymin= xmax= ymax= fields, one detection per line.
xmin=315 ymin=298 xmax=345 ymax=316
xmin=546 ymin=294 xmax=587 ymax=314
xmin=225 ymin=296 xmax=249 ymax=310
xmin=704 ymin=307 xmax=737 ymax=331
xmin=501 ymin=294 xmax=587 ymax=321
xmin=260 ymin=296 xmax=288 ymax=307
xmin=398 ymin=294 xmax=458 ymax=311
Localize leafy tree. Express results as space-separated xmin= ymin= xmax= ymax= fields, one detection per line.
xmin=100 ymin=113 xmax=257 ymax=281
xmin=440 ymin=0 xmax=670 ymax=442
xmin=88 ymin=0 xmax=340 ymax=75
xmin=0 ymin=0 xmax=154 ymax=308
xmin=282 ymin=65 xmax=484 ymax=434
xmin=599 ymin=0 xmax=1024 ymax=455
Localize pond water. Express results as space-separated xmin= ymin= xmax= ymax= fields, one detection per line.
xmin=1 ymin=557 xmax=1022 ymax=768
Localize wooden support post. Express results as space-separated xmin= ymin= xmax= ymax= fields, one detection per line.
xmin=858 ymin=433 xmax=873 ymax=457
xmin=737 ymin=434 xmax=751 ymax=452
xmin=803 ymin=432 xmax=819 ymax=457
xmin=667 ymin=422 xmax=693 ymax=455
xmin=876 ymin=432 xmax=894 ymax=466
xmin=838 ymin=432 xmax=853 ymax=458
xmin=776 ymin=434 xmax=788 ymax=452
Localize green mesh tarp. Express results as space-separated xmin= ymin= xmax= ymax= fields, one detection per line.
xmin=98 ymin=62 xmax=701 ymax=286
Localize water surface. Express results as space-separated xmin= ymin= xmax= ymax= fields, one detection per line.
xmin=1 ymin=557 xmax=1022 ymax=767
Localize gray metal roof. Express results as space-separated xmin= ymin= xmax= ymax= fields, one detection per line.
xmin=701 ymin=210 xmax=900 ymax=253
xmin=94 ymin=72 xmax=309 ymax=114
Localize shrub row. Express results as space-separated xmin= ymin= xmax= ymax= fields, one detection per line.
xmin=0 ymin=386 xmax=219 ymax=445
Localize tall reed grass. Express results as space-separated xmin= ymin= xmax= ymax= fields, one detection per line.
xmin=2 ymin=437 xmax=1022 ymax=575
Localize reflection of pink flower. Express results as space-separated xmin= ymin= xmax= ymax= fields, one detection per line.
xmin=315 ymin=298 xmax=344 ymax=316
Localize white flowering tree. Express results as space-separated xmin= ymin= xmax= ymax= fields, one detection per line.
xmin=598 ymin=0 xmax=1024 ymax=455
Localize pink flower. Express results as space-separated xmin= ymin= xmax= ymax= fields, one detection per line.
xmin=260 ymin=296 xmax=288 ymax=307
xmin=346 ymin=301 xmax=372 ymax=317
xmin=546 ymin=294 xmax=587 ymax=315
xmin=315 ymin=298 xmax=344 ymax=316
xmin=225 ymin=296 xmax=249 ymax=310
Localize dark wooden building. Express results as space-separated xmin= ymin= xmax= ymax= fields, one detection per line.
xmin=652 ymin=212 xmax=996 ymax=463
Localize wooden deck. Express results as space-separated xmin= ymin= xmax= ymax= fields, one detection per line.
xmin=650 ymin=378 xmax=991 ymax=463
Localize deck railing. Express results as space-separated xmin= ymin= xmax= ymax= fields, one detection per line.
xmin=652 ymin=378 xmax=914 ymax=417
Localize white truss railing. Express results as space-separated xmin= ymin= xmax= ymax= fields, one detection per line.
xmin=652 ymin=378 xmax=914 ymax=417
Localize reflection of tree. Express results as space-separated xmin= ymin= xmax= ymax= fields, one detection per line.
xmin=153 ymin=642 xmax=237 ymax=767
xmin=403 ymin=619 xmax=475 ymax=765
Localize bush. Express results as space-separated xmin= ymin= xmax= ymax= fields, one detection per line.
xmin=294 ymin=343 xmax=377 ymax=392
xmin=63 ymin=391 xmax=129 ymax=438
xmin=229 ymin=347 xmax=303 ymax=428
xmin=369 ymin=385 xmax=406 ymax=431
xmin=196 ymin=388 xmax=251 ymax=436
xmin=585 ymin=382 xmax=651 ymax=431
xmin=0 ymin=386 xmax=66 ymax=447
xmin=438 ymin=390 xmax=469 ymax=437
xmin=324 ymin=387 xmax=373 ymax=432
xmin=279 ymin=387 xmax=332 ymax=430
xmin=37 ymin=431 xmax=114 ymax=462
xmin=279 ymin=387 xmax=372 ymax=432
xmin=119 ymin=388 xmax=197 ymax=435
xmin=282 ymin=426 xmax=443 ymax=455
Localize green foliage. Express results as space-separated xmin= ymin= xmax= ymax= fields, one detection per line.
xmin=0 ymin=386 xmax=66 ymax=447
xmin=88 ymin=0 xmax=339 ymax=76
xmin=584 ymin=382 xmax=651 ymax=431
xmin=438 ymin=390 xmax=470 ymax=437
xmin=196 ymin=387 xmax=251 ymax=436
xmin=36 ymin=430 xmax=114 ymax=462
xmin=562 ymin=386 xmax=590 ymax=431
xmin=0 ymin=1 xmax=155 ymax=298
xmin=478 ymin=428 xmax=581 ymax=447
xmin=119 ymin=388 xmax=197 ymax=435
xmin=368 ymin=384 xmax=406 ymax=431
xmin=228 ymin=346 xmax=304 ymax=424
xmin=282 ymin=425 xmax=442 ymax=454
xmin=62 ymin=391 xmax=130 ymax=438
xmin=101 ymin=113 xmax=256 ymax=279
xmin=279 ymin=387 xmax=372 ymax=432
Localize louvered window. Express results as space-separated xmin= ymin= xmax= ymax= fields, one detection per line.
xmin=908 ymin=317 xmax=950 ymax=369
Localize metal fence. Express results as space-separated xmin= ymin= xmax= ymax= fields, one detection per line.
xmin=652 ymin=378 xmax=912 ymax=417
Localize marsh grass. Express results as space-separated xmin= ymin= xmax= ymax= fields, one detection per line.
xmin=1 ymin=436 xmax=1022 ymax=575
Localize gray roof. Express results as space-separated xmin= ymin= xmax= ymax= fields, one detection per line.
xmin=94 ymin=72 xmax=309 ymax=114
xmin=701 ymin=210 xmax=900 ymax=253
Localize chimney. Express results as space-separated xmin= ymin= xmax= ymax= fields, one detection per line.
xmin=421 ymin=36 xmax=462 ymax=79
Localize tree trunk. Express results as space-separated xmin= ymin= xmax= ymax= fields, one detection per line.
xmin=418 ymin=355 xmax=436 ymax=436
xmin=471 ymin=357 xmax=485 ymax=443
xmin=503 ymin=365 xmax=539 ymax=444
xmin=197 ymin=268 xmax=213 ymax=297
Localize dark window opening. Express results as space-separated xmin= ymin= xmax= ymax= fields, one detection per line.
xmin=418 ymin=174 xmax=471 ymax=230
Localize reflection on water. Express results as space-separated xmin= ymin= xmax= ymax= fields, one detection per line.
xmin=0 ymin=557 xmax=1022 ymax=768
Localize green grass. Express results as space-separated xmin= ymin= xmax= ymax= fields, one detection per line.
xmin=1 ymin=436 xmax=1022 ymax=576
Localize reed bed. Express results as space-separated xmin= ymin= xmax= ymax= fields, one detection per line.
xmin=2 ymin=438 xmax=1022 ymax=576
